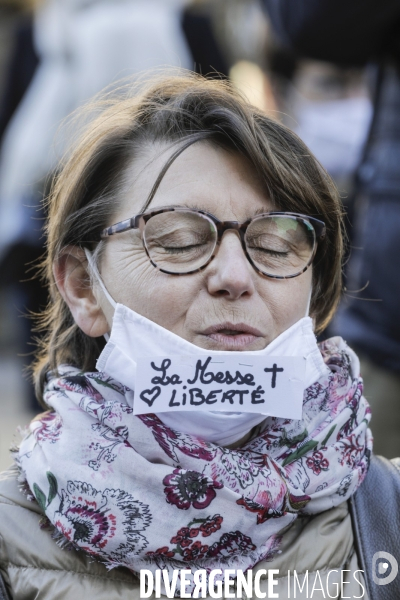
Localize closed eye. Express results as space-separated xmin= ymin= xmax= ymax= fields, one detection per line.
xmin=248 ymin=247 xmax=289 ymax=258
xmin=163 ymin=244 xmax=205 ymax=254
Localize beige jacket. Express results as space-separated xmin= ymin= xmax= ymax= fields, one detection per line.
xmin=0 ymin=466 xmax=368 ymax=599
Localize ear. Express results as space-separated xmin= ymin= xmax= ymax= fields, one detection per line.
xmin=53 ymin=246 xmax=109 ymax=337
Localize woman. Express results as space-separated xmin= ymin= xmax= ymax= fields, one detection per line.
xmin=0 ymin=73 xmax=375 ymax=599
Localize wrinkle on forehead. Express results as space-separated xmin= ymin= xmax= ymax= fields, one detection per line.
xmin=117 ymin=140 xmax=273 ymax=221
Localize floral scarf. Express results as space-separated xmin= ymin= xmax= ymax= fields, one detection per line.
xmin=17 ymin=337 xmax=372 ymax=591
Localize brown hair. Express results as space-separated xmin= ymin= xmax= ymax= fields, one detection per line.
xmin=34 ymin=72 xmax=344 ymax=404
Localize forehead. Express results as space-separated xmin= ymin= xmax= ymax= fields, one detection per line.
xmin=118 ymin=141 xmax=274 ymax=221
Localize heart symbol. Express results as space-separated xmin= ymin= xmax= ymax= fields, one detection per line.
xmin=140 ymin=386 xmax=161 ymax=407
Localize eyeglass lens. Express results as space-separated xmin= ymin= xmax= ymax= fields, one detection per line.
xmin=143 ymin=212 xmax=316 ymax=276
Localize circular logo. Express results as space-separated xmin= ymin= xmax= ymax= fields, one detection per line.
xmin=372 ymin=551 xmax=398 ymax=586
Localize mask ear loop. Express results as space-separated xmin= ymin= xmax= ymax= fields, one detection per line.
xmin=84 ymin=248 xmax=116 ymax=341
xmin=305 ymin=285 xmax=312 ymax=318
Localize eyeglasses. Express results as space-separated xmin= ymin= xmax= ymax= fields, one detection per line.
xmin=100 ymin=208 xmax=326 ymax=279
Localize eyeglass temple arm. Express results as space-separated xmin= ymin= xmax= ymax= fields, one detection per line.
xmin=100 ymin=215 xmax=142 ymax=239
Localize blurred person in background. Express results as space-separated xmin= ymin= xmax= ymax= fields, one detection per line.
xmin=0 ymin=0 xmax=41 ymax=400
xmin=266 ymin=54 xmax=373 ymax=289
xmin=263 ymin=0 xmax=400 ymax=458
xmin=0 ymin=1 xmax=44 ymax=468
xmin=275 ymin=61 xmax=371 ymax=195
xmin=0 ymin=0 xmax=39 ymax=142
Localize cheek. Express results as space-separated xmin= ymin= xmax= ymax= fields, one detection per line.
xmin=258 ymin=271 xmax=312 ymax=327
xmin=103 ymin=244 xmax=199 ymax=328
xmin=141 ymin=276 xmax=200 ymax=327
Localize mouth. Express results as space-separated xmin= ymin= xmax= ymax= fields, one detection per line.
xmin=201 ymin=322 xmax=264 ymax=350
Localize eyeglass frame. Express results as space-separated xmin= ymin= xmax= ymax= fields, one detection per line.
xmin=100 ymin=207 xmax=326 ymax=279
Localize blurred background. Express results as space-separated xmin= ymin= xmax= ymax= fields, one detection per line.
xmin=1 ymin=0 xmax=399 ymax=470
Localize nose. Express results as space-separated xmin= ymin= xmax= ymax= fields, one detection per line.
xmin=205 ymin=230 xmax=256 ymax=300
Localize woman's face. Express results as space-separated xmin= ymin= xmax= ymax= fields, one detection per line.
xmin=98 ymin=142 xmax=313 ymax=351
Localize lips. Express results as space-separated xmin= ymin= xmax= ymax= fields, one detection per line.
xmin=201 ymin=322 xmax=264 ymax=350
xmin=202 ymin=322 xmax=263 ymax=337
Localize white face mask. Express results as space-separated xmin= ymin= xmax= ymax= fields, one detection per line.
xmin=85 ymin=249 xmax=329 ymax=446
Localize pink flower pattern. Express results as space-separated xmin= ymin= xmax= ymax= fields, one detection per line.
xmin=306 ymin=450 xmax=329 ymax=475
xmin=163 ymin=469 xmax=223 ymax=509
